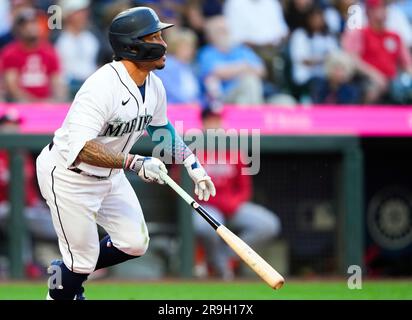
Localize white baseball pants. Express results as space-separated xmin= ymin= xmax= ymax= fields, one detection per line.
xmin=36 ymin=144 xmax=149 ymax=274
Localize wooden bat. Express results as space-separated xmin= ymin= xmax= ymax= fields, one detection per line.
xmin=159 ymin=172 xmax=285 ymax=290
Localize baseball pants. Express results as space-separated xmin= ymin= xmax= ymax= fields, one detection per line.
xmin=36 ymin=144 xmax=149 ymax=274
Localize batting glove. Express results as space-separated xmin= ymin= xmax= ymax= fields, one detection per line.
xmin=126 ymin=155 xmax=167 ymax=185
xmin=184 ymin=154 xmax=216 ymax=201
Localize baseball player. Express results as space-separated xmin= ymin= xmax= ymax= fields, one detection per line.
xmin=36 ymin=7 xmax=216 ymax=300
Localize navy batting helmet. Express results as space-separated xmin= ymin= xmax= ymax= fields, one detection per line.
xmin=109 ymin=7 xmax=174 ymax=62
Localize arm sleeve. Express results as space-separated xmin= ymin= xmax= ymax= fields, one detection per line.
xmin=64 ymin=75 xmax=113 ymax=168
xmin=146 ymin=120 xmax=193 ymax=163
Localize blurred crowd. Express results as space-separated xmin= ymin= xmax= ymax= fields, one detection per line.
xmin=1 ymin=0 xmax=411 ymax=280
xmin=0 ymin=0 xmax=412 ymax=107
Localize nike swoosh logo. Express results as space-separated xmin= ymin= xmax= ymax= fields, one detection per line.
xmin=122 ymin=97 xmax=131 ymax=106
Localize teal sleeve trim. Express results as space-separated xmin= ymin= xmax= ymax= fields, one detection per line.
xmin=147 ymin=121 xmax=193 ymax=161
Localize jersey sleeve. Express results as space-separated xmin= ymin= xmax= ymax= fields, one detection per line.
xmin=149 ymin=78 xmax=168 ymax=126
xmin=64 ymin=70 xmax=114 ymax=168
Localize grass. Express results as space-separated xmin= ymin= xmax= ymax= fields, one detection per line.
xmin=0 ymin=279 xmax=411 ymax=300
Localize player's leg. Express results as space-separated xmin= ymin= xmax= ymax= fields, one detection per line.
xmin=193 ymin=205 xmax=232 ymax=278
xmin=95 ymin=172 xmax=149 ymax=270
xmin=37 ymin=150 xmax=108 ymax=299
xmin=229 ymin=202 xmax=281 ymax=247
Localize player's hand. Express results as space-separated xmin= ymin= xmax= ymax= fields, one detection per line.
xmin=183 ymin=154 xmax=216 ymax=201
xmin=128 ymin=155 xmax=167 ymax=185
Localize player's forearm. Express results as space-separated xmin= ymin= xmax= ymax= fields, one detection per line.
xmin=77 ymin=139 xmax=124 ymax=168
xmin=147 ymin=121 xmax=193 ymax=163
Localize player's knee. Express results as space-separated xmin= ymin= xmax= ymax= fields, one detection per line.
xmin=119 ymin=236 xmax=150 ymax=257
xmin=251 ymin=212 xmax=281 ymax=241
xmin=262 ymin=214 xmax=281 ymax=239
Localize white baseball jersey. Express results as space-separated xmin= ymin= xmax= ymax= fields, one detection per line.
xmin=36 ymin=60 xmax=167 ymax=273
xmin=53 ymin=60 xmax=168 ymax=177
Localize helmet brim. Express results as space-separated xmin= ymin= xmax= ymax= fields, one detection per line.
xmin=158 ymin=22 xmax=174 ymax=31
xmin=136 ymin=21 xmax=174 ymax=39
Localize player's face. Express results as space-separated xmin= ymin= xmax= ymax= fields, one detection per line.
xmin=142 ymin=31 xmax=168 ymax=70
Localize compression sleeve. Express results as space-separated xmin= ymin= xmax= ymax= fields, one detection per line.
xmin=146 ymin=120 xmax=193 ymax=162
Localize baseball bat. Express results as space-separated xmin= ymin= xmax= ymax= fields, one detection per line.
xmin=159 ymin=171 xmax=285 ymax=290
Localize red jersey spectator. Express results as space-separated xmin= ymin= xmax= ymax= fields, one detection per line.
xmin=0 ymin=151 xmax=38 ymax=206
xmin=0 ymin=109 xmax=38 ymax=206
xmin=342 ymin=0 xmax=412 ymax=103
xmin=353 ymin=25 xmax=410 ymax=80
xmin=193 ymin=108 xmax=280 ymax=279
xmin=0 ymin=8 xmax=67 ymax=102
xmin=198 ymin=149 xmax=251 ymax=217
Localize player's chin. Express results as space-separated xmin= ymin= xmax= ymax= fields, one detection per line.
xmin=154 ymin=56 xmax=166 ymax=70
xmin=155 ymin=61 xmax=166 ymax=70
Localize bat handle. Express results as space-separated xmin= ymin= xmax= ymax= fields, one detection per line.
xmin=159 ymin=171 xmax=196 ymax=206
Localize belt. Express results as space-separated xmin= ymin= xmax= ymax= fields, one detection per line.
xmin=69 ymin=167 xmax=108 ymax=180
xmin=48 ymin=141 xmax=108 ymax=180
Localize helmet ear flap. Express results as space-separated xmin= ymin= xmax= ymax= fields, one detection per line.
xmin=127 ymin=43 xmax=141 ymax=56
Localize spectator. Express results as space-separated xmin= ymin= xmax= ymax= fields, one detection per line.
xmin=198 ymin=16 xmax=265 ymax=106
xmin=289 ymin=6 xmax=339 ymax=101
xmin=193 ymin=108 xmax=281 ymax=280
xmin=385 ymin=0 xmax=412 ymax=49
xmin=223 ymin=0 xmax=288 ymax=47
xmin=136 ymin=0 xmax=185 ymax=25
xmin=0 ymin=109 xmax=56 ymax=278
xmin=0 ymin=0 xmax=12 ymax=49
xmin=155 ymin=28 xmax=200 ymax=104
xmin=341 ymin=0 xmax=412 ymax=49
xmin=95 ymin=0 xmax=133 ymax=65
xmin=55 ymin=0 xmax=101 ymax=98
xmin=349 ymin=0 xmax=412 ymax=49
xmin=393 ymin=0 xmax=412 ymax=23
xmin=0 ymin=8 xmax=67 ymax=102
xmin=0 ymin=0 xmax=51 ymax=49
xmin=311 ymin=50 xmax=361 ymax=104
xmin=223 ymin=0 xmax=289 ymax=86
xmin=284 ymin=0 xmax=315 ymax=31
xmin=342 ymin=0 xmax=412 ymax=103
xmin=184 ymin=0 xmax=224 ymax=47
xmin=324 ymin=0 xmax=357 ymax=37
